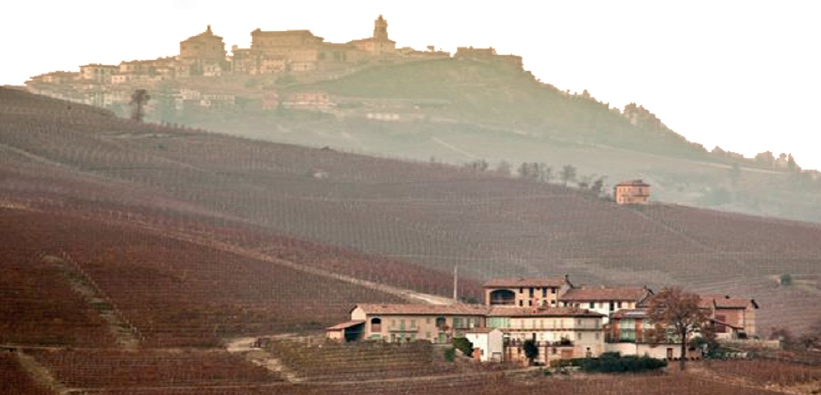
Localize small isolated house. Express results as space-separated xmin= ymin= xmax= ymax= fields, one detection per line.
xmin=614 ymin=180 xmax=651 ymax=204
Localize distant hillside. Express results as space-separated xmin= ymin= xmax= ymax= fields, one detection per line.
xmin=2 ymin=88 xmax=820 ymax=336
xmin=169 ymin=59 xmax=821 ymax=224
xmin=305 ymin=58 xmax=707 ymax=158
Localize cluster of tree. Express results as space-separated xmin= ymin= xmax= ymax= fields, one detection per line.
xmin=712 ymin=146 xmax=801 ymax=173
xmin=768 ymin=319 xmax=821 ymax=351
xmin=462 ymin=160 xmax=607 ymax=197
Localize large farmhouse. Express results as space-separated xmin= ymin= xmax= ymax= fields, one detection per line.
xmin=327 ymin=276 xmax=758 ymax=364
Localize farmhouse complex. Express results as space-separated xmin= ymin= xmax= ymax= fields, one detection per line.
xmin=327 ymin=276 xmax=758 ymax=365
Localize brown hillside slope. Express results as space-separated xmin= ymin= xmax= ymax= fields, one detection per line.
xmin=1 ymin=88 xmax=819 ymax=334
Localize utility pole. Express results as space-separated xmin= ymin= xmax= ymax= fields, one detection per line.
xmin=453 ymin=266 xmax=458 ymax=302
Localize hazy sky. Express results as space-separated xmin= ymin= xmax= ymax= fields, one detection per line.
xmin=4 ymin=1 xmax=820 ymax=170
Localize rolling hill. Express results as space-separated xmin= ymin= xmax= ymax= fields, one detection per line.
xmin=172 ymin=58 xmax=821 ymax=224
xmin=3 ymin=87 xmax=821 ymax=394
xmin=2 ymin=87 xmax=819 ymax=337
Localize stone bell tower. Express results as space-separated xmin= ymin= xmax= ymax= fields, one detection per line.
xmin=373 ymin=15 xmax=389 ymax=41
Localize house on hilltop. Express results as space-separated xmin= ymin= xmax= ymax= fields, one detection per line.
xmin=614 ymin=179 xmax=650 ymax=204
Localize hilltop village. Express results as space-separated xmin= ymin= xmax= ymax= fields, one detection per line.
xmin=327 ymin=276 xmax=760 ymax=365
xmin=25 ymin=16 xmax=523 ymax=117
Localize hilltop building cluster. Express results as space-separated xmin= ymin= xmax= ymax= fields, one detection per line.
xmin=327 ymin=276 xmax=757 ymax=365
xmin=25 ymin=16 xmax=521 ymax=115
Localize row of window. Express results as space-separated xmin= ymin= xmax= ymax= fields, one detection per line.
xmin=517 ymin=299 xmax=557 ymax=307
xmin=511 ymin=319 xmax=601 ymax=330
xmin=519 ymin=287 xmax=558 ymax=297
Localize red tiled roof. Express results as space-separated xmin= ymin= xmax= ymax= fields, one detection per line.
xmin=611 ymin=309 xmax=649 ymax=319
xmin=325 ymin=320 xmax=365 ymax=331
xmin=562 ymin=287 xmax=651 ymax=302
xmin=355 ymin=303 xmax=490 ymax=316
xmin=699 ymin=294 xmax=756 ymax=309
xmin=483 ymin=277 xmax=567 ymax=288
xmin=487 ymin=306 xmax=604 ymax=318
xmin=615 ymin=179 xmax=650 ymax=187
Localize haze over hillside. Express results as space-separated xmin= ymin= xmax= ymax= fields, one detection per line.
xmin=2 ymin=88 xmax=819 ymax=336
xmin=174 ymin=58 xmax=821 ymax=224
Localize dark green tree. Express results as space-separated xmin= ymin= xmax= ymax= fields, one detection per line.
xmin=453 ymin=337 xmax=474 ymax=357
xmin=130 ymin=89 xmax=150 ymax=122
xmin=523 ymin=339 xmax=539 ymax=365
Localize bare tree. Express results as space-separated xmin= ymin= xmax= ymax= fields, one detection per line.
xmin=590 ymin=176 xmax=607 ymax=196
xmin=559 ymin=164 xmax=577 ymax=186
xmin=646 ymin=287 xmax=711 ymax=371
xmin=495 ymin=160 xmax=512 ymax=177
xmin=130 ymin=89 xmax=150 ymax=122
xmin=538 ymin=163 xmax=553 ymax=183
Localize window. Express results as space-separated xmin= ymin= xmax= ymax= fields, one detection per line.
xmin=618 ymin=302 xmax=623 ymax=309
xmin=410 ymin=319 xmax=416 ymax=328
xmin=529 ymin=287 xmax=534 ymax=297
xmin=390 ymin=319 xmax=395 ymax=328
xmin=551 ymin=288 xmax=556 ymax=294
xmin=519 ymin=288 xmax=523 ymax=294
xmin=426 ymin=317 xmax=431 ymax=324
xmin=542 ymin=288 xmax=547 ymax=297
xmin=577 ymin=332 xmax=582 ymax=340
xmin=519 ymin=300 xmax=523 ymax=307
xmin=589 ymin=302 xmax=595 ymax=309
xmin=371 ymin=318 xmax=382 ymax=332
xmin=595 ymin=332 xmax=600 ymax=340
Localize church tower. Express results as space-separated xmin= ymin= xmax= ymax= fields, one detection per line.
xmin=373 ymin=15 xmax=389 ymax=41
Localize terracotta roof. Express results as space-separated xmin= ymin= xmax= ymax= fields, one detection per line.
xmin=699 ymin=294 xmax=756 ymax=309
xmin=487 ymin=306 xmax=604 ymax=318
xmin=355 ymin=303 xmax=490 ymax=316
xmin=561 ymin=287 xmax=651 ymax=302
xmin=252 ymin=29 xmax=319 ymax=37
xmin=615 ymin=179 xmax=650 ymax=187
xmin=483 ymin=277 xmax=567 ymax=288
xmin=611 ymin=309 xmax=649 ymax=319
xmin=325 ymin=320 xmax=365 ymax=331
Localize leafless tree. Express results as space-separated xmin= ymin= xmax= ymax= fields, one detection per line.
xmin=646 ymin=287 xmax=712 ymax=371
